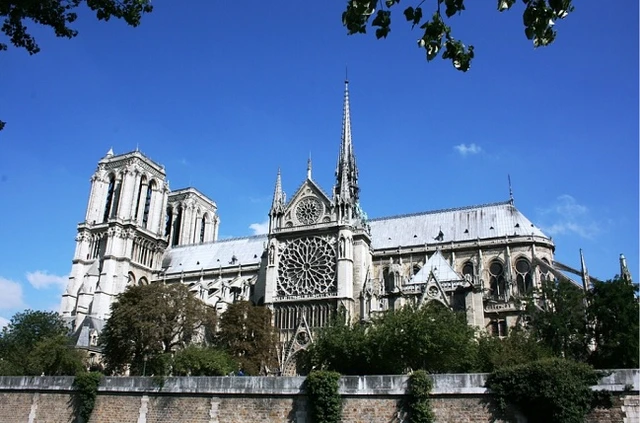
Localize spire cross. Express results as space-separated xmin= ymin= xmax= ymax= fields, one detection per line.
xmin=508 ymin=174 xmax=514 ymax=204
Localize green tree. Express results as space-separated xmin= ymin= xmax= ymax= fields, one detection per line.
xmin=306 ymin=302 xmax=477 ymax=375
xmin=0 ymin=310 xmax=84 ymax=375
xmin=342 ymin=0 xmax=575 ymax=71
xmin=99 ymin=283 xmax=216 ymax=375
xmin=476 ymin=330 xmax=552 ymax=373
xmin=216 ymin=301 xmax=278 ymax=375
xmin=588 ymin=277 xmax=639 ymax=369
xmin=529 ymin=279 xmax=590 ymax=362
xmin=171 ymin=345 xmax=237 ymax=376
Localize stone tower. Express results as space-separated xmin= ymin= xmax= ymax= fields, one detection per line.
xmin=60 ymin=149 xmax=170 ymax=328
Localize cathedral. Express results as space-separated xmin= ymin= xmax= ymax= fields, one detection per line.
xmin=60 ymin=81 xmax=619 ymax=375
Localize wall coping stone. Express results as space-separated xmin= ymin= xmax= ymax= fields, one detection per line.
xmin=0 ymin=369 xmax=636 ymax=396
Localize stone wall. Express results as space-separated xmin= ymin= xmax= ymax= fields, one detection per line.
xmin=0 ymin=370 xmax=637 ymax=423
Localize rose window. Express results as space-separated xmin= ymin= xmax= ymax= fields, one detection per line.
xmin=295 ymin=197 xmax=322 ymax=225
xmin=277 ymin=237 xmax=336 ymax=297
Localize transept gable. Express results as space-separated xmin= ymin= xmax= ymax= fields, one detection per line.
xmin=281 ymin=179 xmax=334 ymax=228
xmin=418 ymin=271 xmax=450 ymax=308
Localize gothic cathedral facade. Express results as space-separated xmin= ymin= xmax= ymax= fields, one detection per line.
xmin=62 ymin=81 xmax=589 ymax=374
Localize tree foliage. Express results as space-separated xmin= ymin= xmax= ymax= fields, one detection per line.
xmin=172 ymin=345 xmax=237 ymax=376
xmin=486 ymin=358 xmax=607 ymax=423
xmin=306 ymin=370 xmax=343 ymax=423
xmin=73 ymin=371 xmax=103 ymax=423
xmin=407 ymin=370 xmax=435 ymax=423
xmin=342 ymin=0 xmax=575 ymax=71
xmin=0 ymin=310 xmax=84 ymax=376
xmin=216 ymin=301 xmax=278 ymax=376
xmin=476 ymin=329 xmax=552 ymax=373
xmin=99 ymin=283 xmax=217 ymax=375
xmin=588 ymin=277 xmax=639 ymax=369
xmin=528 ymin=278 xmax=590 ymax=362
xmin=305 ymin=302 xmax=477 ymax=374
xmin=1 ymin=0 xmax=152 ymax=55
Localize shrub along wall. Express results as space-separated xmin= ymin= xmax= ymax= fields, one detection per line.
xmin=0 ymin=371 xmax=636 ymax=423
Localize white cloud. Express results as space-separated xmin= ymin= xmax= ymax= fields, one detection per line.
xmin=537 ymin=195 xmax=602 ymax=239
xmin=454 ymin=143 xmax=482 ymax=156
xmin=0 ymin=316 xmax=9 ymax=329
xmin=0 ymin=277 xmax=24 ymax=310
xmin=26 ymin=271 xmax=68 ymax=290
xmin=249 ymin=220 xmax=269 ymax=235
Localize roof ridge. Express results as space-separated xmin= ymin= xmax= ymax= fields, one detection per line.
xmin=368 ymin=200 xmax=513 ymax=222
xmin=168 ymin=234 xmax=267 ymax=250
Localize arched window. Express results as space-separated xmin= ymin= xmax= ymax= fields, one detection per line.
xmin=540 ymin=258 xmax=551 ymax=283
xmin=165 ymin=206 xmax=173 ymax=237
xmin=200 ymin=213 xmax=207 ymax=243
xmin=142 ymin=180 xmax=155 ymax=229
xmin=171 ymin=205 xmax=183 ymax=247
xmin=489 ymin=260 xmax=506 ymax=299
xmin=515 ymin=257 xmax=533 ymax=295
xmin=134 ymin=176 xmax=147 ymax=221
xmin=103 ymin=174 xmax=116 ymax=222
xmin=462 ymin=261 xmax=474 ymax=279
xmin=138 ymin=277 xmax=149 ymax=286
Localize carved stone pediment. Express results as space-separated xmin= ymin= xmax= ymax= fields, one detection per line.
xmin=282 ymin=180 xmax=334 ymax=228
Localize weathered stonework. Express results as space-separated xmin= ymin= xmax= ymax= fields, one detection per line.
xmin=60 ymin=82 xmax=631 ymax=374
xmin=0 ymin=371 xmax=637 ymax=423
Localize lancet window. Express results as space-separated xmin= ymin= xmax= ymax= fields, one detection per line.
xmin=134 ymin=176 xmax=147 ymax=221
xmin=142 ymin=180 xmax=155 ymax=229
xmin=515 ymin=257 xmax=533 ymax=295
xmin=200 ymin=214 xmax=207 ymax=243
xmin=462 ymin=261 xmax=474 ymax=280
xmin=103 ymin=174 xmax=116 ymax=222
xmin=171 ymin=206 xmax=183 ymax=247
xmin=489 ymin=260 xmax=506 ymax=300
xmin=165 ymin=206 xmax=173 ymax=237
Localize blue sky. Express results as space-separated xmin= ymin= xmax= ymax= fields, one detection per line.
xmin=0 ymin=2 xmax=637 ymax=326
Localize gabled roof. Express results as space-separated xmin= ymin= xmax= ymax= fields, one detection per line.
xmin=286 ymin=177 xmax=333 ymax=207
xmin=162 ymin=235 xmax=267 ymax=275
xmin=369 ymin=201 xmax=548 ymax=250
xmin=411 ymin=250 xmax=462 ymax=284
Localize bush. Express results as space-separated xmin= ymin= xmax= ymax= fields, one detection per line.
xmin=306 ymin=370 xmax=342 ymax=423
xmin=407 ymin=370 xmax=435 ymax=423
xmin=486 ymin=358 xmax=608 ymax=423
xmin=73 ymin=371 xmax=103 ymax=422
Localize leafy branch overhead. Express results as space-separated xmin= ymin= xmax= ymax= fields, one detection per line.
xmin=342 ymin=0 xmax=575 ymax=71
xmin=0 ymin=0 xmax=153 ymax=55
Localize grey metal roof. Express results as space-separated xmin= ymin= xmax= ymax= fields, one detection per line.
xmin=162 ymin=201 xmax=548 ymax=274
xmin=369 ymin=201 xmax=548 ymax=250
xmin=163 ymin=235 xmax=267 ymax=274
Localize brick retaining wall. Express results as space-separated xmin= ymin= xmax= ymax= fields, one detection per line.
xmin=0 ymin=370 xmax=636 ymax=423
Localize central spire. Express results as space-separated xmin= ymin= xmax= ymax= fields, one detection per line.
xmin=334 ymin=79 xmax=359 ymax=203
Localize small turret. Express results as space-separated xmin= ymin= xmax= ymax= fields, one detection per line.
xmin=620 ymin=253 xmax=633 ymax=283
xmin=269 ymin=168 xmax=286 ymax=232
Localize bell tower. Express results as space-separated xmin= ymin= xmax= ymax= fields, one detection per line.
xmin=61 ymin=149 xmax=170 ymax=328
